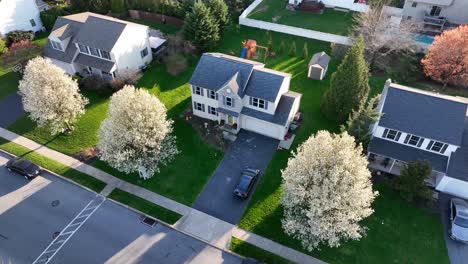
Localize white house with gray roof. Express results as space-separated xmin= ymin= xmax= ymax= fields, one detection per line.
xmin=43 ymin=12 xmax=154 ymax=80
xmin=190 ymin=53 xmax=302 ymax=141
xmin=368 ymin=79 xmax=468 ymax=199
xmin=0 ymin=0 xmax=44 ymax=38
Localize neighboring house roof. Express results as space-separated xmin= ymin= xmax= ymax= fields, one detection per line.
xmin=73 ymin=16 xmax=127 ymax=52
xmin=241 ymin=92 xmax=301 ymax=126
xmin=379 ymin=84 xmax=467 ymax=146
xmin=368 ymin=137 xmax=449 ymax=173
xmin=74 ymin=54 xmax=115 ymax=72
xmin=447 ymin=120 xmax=468 ymax=181
xmin=190 ymin=53 xmax=263 ymax=94
xmin=245 ymin=68 xmax=289 ymax=102
xmin=308 ymin=52 xmax=330 ymax=69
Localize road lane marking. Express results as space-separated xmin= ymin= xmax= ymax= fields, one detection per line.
xmin=32 ymin=195 xmax=105 ymax=264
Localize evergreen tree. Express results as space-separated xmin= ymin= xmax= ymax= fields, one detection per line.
xmin=395 ymin=160 xmax=432 ymax=202
xmin=302 ymin=42 xmax=309 ymax=59
xmin=205 ymin=0 xmax=229 ymax=31
xmin=183 ymin=2 xmax=220 ymax=51
xmin=279 ymin=40 xmax=286 ymax=53
xmin=340 ymin=94 xmax=381 ymax=150
xmin=289 ymin=41 xmax=296 ymax=56
xmin=321 ymin=37 xmax=370 ymax=123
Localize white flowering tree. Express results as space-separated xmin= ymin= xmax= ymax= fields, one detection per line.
xmin=18 ymin=57 xmax=88 ymax=135
xmin=98 ymin=85 xmax=179 ymax=179
xmin=281 ymin=131 xmax=378 ymax=251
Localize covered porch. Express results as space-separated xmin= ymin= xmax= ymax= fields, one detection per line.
xmin=74 ymin=53 xmax=116 ymax=81
xmin=217 ymin=107 xmax=241 ymax=137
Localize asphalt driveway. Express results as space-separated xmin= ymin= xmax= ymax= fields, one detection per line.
xmin=193 ymin=130 xmax=279 ymax=224
xmin=0 ymin=93 xmax=25 ymax=127
xmin=439 ymin=193 xmax=468 ymax=264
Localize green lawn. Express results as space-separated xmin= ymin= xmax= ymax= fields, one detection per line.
xmin=109 ymin=188 xmax=182 ymax=224
xmin=248 ymin=0 xmax=356 ymax=36
xmin=230 ymin=237 xmax=293 ymax=264
xmin=0 ymin=138 xmax=106 ymax=192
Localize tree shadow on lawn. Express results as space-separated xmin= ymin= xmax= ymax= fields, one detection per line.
xmin=0 ymin=71 xmax=20 ymax=100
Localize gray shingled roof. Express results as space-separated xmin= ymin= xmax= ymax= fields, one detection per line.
xmin=245 ymin=68 xmax=287 ymax=102
xmin=241 ymin=92 xmax=301 ymax=126
xmin=217 ymin=107 xmax=240 ymax=117
xmin=309 ymin=52 xmax=330 ymax=69
xmin=368 ymin=137 xmax=449 ymax=172
xmin=447 ymin=120 xmax=468 ymax=181
xmin=189 ymin=53 xmax=263 ymax=94
xmin=74 ymin=54 xmax=115 ymax=72
xmin=379 ymin=85 xmax=467 ymax=145
xmin=73 ymin=16 xmax=127 ymax=52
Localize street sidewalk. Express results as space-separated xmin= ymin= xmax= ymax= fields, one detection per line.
xmin=0 ymin=127 xmax=324 ymax=264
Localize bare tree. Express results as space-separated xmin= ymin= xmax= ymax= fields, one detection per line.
xmin=351 ymin=0 xmax=421 ymax=69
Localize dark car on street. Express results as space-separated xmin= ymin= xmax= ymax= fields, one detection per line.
xmin=6 ymin=158 xmax=42 ymax=179
xmin=234 ymin=168 xmax=260 ymax=200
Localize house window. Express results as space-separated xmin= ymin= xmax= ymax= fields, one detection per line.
xmin=382 ymin=128 xmax=401 ymax=141
xmin=30 ymin=19 xmax=36 ymax=27
xmin=78 ymin=44 xmax=89 ymax=54
xmin=404 ymin=134 xmax=423 ymax=147
xmin=427 ymin=140 xmax=448 ymax=154
xmin=194 ymin=86 xmax=202 ymax=95
xmin=225 ymin=97 xmax=233 ymax=107
xmin=208 ymin=90 xmax=217 ymax=99
xmin=411 ymin=2 xmax=417 ymax=7
xmin=208 ymin=106 xmax=217 ymax=115
xmin=89 ymin=47 xmax=100 ymax=57
xmin=406 ymin=16 xmax=412 ymax=20
xmin=140 ymin=47 xmax=149 ymax=58
xmin=100 ymin=50 xmax=111 ymax=60
xmin=252 ymin=97 xmax=266 ymax=109
xmin=50 ymin=40 xmax=63 ymax=51
xmin=430 ymin=6 xmax=442 ymax=16
xmin=194 ymin=102 xmax=205 ymax=112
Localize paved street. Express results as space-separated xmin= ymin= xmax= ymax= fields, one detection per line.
xmin=0 ymin=152 xmax=242 ymax=264
xmin=0 ymin=93 xmax=25 ymax=127
xmin=439 ymin=193 xmax=468 ymax=264
xmin=193 ymin=130 xmax=279 ymax=224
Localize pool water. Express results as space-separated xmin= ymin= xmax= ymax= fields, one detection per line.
xmin=415 ymin=35 xmax=435 ymax=44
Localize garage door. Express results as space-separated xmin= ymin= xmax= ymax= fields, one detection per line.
xmin=437 ymin=176 xmax=468 ymax=200
xmin=243 ymin=117 xmax=283 ymax=140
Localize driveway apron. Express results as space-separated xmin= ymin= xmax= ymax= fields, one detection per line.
xmin=193 ymin=130 xmax=279 ymax=224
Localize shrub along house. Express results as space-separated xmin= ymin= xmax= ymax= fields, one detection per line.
xmin=189 ymin=53 xmax=302 ymax=141
xmin=43 ymin=12 xmax=156 ymax=80
xmin=368 ymin=79 xmax=468 ymax=199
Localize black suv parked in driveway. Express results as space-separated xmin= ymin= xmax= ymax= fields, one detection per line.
xmin=6 ymin=158 xmax=42 ymax=179
xmin=234 ymin=168 xmax=260 ymax=200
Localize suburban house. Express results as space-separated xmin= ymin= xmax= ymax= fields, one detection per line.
xmin=0 ymin=0 xmax=44 ymax=38
xmin=402 ymin=0 xmax=468 ymax=33
xmin=189 ymin=53 xmax=302 ymax=141
xmin=368 ymin=80 xmax=468 ymax=199
xmin=43 ymin=12 xmax=156 ymax=80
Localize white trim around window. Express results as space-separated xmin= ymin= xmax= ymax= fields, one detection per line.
xmin=50 ymin=40 xmax=63 ymax=51
xmin=194 ymin=101 xmax=205 ymax=112
xmin=225 ymin=97 xmax=233 ymax=107
xmin=382 ymin=128 xmax=401 ymax=142
xmin=194 ymin=86 xmax=202 ymax=95
xmin=403 ymin=134 xmax=424 ymax=147
xmin=78 ymin=43 xmax=89 ymax=54
xmin=208 ymin=106 xmax=217 ymax=116
xmin=426 ymin=140 xmax=448 ymax=154
xmin=208 ymin=90 xmax=217 ymax=100
xmin=252 ymin=97 xmax=267 ymax=109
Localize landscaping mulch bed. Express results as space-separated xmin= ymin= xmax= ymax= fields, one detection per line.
xmin=183 ymin=110 xmax=229 ymax=151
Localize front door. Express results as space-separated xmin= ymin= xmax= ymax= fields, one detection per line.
xmin=228 ymin=115 xmax=234 ymax=125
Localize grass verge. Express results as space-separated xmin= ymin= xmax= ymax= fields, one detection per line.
xmin=108 ymin=188 xmax=182 ymax=225
xmin=0 ymin=138 xmax=106 ymax=193
xmin=230 ymin=237 xmax=293 ymax=264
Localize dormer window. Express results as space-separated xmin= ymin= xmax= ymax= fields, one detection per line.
xmin=252 ymin=97 xmax=267 ymax=109
xmin=404 ymin=134 xmax=424 ymax=147
xmin=382 ymin=128 xmax=401 ymax=142
xmin=50 ymin=40 xmax=63 ymax=51
xmin=78 ymin=43 xmax=89 ymax=54
xmin=89 ymin=47 xmax=100 ymax=57
xmin=427 ymin=140 xmax=448 ymax=154
xmin=100 ymin=50 xmax=111 ymax=60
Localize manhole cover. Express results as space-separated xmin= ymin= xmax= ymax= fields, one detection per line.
xmin=142 ymin=217 xmax=157 ymax=227
xmin=51 ymin=200 xmax=60 ymax=207
xmin=52 ymin=232 xmax=60 ymax=239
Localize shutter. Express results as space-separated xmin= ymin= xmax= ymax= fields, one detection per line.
xmin=223 ymin=96 xmax=226 ymax=105
xmin=249 ymin=97 xmax=253 ymax=105
xmin=202 ymin=104 xmax=205 ymax=112
xmin=193 ymin=101 xmax=196 ymax=110
xmin=404 ymin=134 xmax=410 ymax=144
xmin=215 ymin=93 xmax=218 ymax=100
xmin=265 ymin=101 xmax=269 ymax=109
xmin=441 ymin=144 xmax=448 ymax=154
xmin=201 ymin=88 xmax=204 ymax=97
xmin=395 ymin=132 xmax=402 ymax=141
xmin=232 ymin=98 xmax=235 ymax=107
xmin=192 ymin=86 xmax=195 ymax=93
xmin=382 ymin=129 xmax=389 ymax=138
xmin=417 ymin=138 xmax=423 ymax=147
xmin=426 ymin=140 xmax=434 ymax=150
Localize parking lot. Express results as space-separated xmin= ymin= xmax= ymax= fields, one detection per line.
xmin=0 ymin=152 xmax=243 ymax=264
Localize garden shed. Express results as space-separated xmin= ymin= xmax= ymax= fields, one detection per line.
xmin=308 ymin=52 xmax=331 ymax=80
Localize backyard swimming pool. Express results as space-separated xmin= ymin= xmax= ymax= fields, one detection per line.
xmin=415 ymin=34 xmax=435 ymax=45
